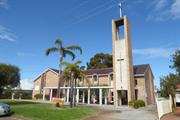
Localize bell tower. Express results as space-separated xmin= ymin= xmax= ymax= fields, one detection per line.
xmin=112 ymin=2 xmax=135 ymax=107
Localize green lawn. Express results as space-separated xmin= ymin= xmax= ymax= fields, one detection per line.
xmin=0 ymin=100 xmax=98 ymax=120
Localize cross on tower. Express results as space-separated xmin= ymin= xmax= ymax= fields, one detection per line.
xmin=118 ymin=0 xmax=125 ymax=18
xmin=118 ymin=2 xmax=123 ymax=18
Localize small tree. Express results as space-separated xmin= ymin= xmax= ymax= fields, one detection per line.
xmin=160 ymin=74 xmax=180 ymax=108
xmin=61 ymin=61 xmax=86 ymax=108
xmin=170 ymin=50 xmax=180 ymax=75
xmin=0 ymin=63 xmax=20 ymax=97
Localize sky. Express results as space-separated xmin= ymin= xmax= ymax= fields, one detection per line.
xmin=0 ymin=0 xmax=179 ymax=90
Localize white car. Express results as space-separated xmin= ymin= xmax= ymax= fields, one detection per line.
xmin=0 ymin=103 xmax=11 ymax=116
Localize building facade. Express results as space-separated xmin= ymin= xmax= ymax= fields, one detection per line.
xmin=32 ymin=64 xmax=155 ymax=106
xmin=32 ymin=16 xmax=155 ymax=107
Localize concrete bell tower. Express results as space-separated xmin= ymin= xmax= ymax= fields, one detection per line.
xmin=112 ymin=3 xmax=135 ymax=107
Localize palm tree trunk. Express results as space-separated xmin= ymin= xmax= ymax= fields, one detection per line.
xmin=70 ymin=78 xmax=73 ymax=108
xmin=56 ymin=66 xmax=62 ymax=98
xmin=73 ymin=79 xmax=77 ymax=107
xmin=56 ymin=58 xmax=63 ymax=98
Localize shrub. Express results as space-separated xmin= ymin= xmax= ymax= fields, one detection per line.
xmin=21 ymin=92 xmax=32 ymax=99
xmin=128 ymin=100 xmax=145 ymax=109
xmin=128 ymin=99 xmax=136 ymax=106
xmin=34 ymin=94 xmax=43 ymax=99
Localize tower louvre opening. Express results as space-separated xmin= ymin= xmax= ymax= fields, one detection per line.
xmin=116 ymin=19 xmax=125 ymax=40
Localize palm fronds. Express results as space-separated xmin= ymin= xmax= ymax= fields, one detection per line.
xmin=63 ymin=49 xmax=76 ymax=60
xmin=45 ymin=47 xmax=58 ymax=56
xmin=54 ymin=39 xmax=63 ymax=47
xmin=66 ymin=45 xmax=82 ymax=54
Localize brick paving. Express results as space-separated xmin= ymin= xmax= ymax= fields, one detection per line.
xmin=161 ymin=108 xmax=180 ymax=120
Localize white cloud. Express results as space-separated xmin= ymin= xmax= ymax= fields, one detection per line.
xmin=0 ymin=0 xmax=8 ymax=9
xmin=20 ymin=78 xmax=33 ymax=90
xmin=0 ymin=25 xmax=16 ymax=42
xmin=170 ymin=0 xmax=180 ymax=19
xmin=133 ymin=47 xmax=179 ymax=58
xmin=147 ymin=0 xmax=180 ymax=21
xmin=153 ymin=0 xmax=168 ymax=11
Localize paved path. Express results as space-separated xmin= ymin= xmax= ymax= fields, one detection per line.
xmin=161 ymin=108 xmax=180 ymax=120
xmin=84 ymin=105 xmax=158 ymax=120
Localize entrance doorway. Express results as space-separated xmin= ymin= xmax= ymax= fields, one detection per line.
xmin=121 ymin=90 xmax=128 ymax=105
xmin=118 ymin=90 xmax=128 ymax=105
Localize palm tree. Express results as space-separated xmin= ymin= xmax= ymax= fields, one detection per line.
xmin=61 ymin=61 xmax=86 ymax=108
xmin=46 ymin=39 xmax=82 ymax=98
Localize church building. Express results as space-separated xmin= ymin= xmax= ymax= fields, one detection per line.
xmin=32 ymin=6 xmax=155 ymax=107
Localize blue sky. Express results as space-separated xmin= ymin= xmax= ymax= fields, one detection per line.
xmin=0 ymin=0 xmax=179 ymax=89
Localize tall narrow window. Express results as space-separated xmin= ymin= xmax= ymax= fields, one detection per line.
xmin=79 ymin=77 xmax=83 ymax=86
xmin=135 ymin=79 xmax=138 ymax=87
xmin=135 ymin=90 xmax=138 ymax=100
xmin=93 ymin=75 xmax=98 ymax=86
xmin=110 ymin=74 xmax=113 ymax=81
xmin=93 ymin=75 xmax=97 ymax=82
xmin=109 ymin=73 xmax=113 ymax=86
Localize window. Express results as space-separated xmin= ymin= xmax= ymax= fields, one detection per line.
xmin=93 ymin=75 xmax=98 ymax=86
xmin=135 ymin=79 xmax=138 ymax=86
xmin=79 ymin=77 xmax=82 ymax=82
xmin=135 ymin=90 xmax=138 ymax=100
xmin=110 ymin=74 xmax=113 ymax=81
xmin=93 ymin=75 xmax=98 ymax=82
xmin=78 ymin=77 xmax=83 ymax=86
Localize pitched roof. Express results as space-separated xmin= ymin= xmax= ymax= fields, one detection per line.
xmin=84 ymin=68 xmax=113 ymax=75
xmin=50 ymin=68 xmax=60 ymax=73
xmin=50 ymin=64 xmax=150 ymax=76
xmin=133 ymin=64 xmax=150 ymax=75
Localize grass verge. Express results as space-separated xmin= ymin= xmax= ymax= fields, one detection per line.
xmin=0 ymin=99 xmax=97 ymax=120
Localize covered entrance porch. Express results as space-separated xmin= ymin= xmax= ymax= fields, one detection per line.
xmin=43 ymin=86 xmax=113 ymax=105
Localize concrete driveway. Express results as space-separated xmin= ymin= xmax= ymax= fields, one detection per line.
xmin=85 ymin=105 xmax=158 ymax=120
